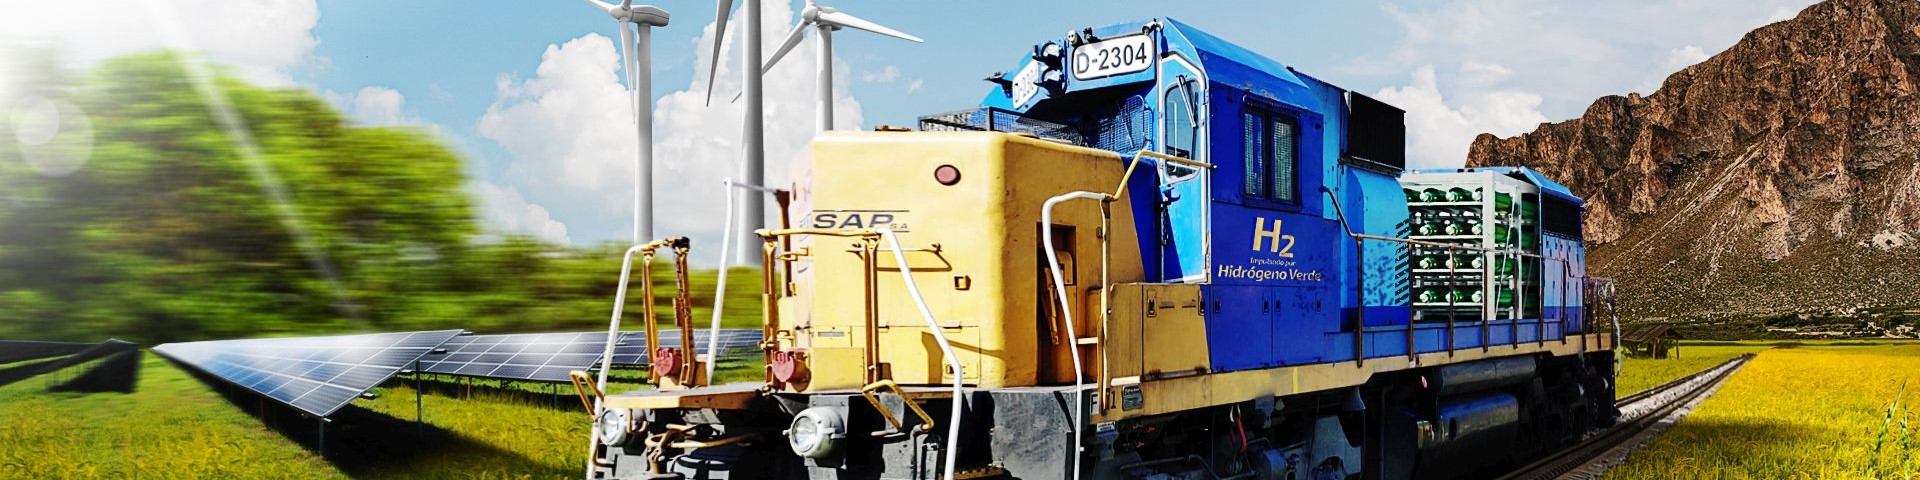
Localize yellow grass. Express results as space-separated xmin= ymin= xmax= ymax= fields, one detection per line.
xmin=1608 ymin=342 xmax=1920 ymax=479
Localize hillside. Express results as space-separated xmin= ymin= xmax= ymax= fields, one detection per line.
xmin=1465 ymin=0 xmax=1920 ymax=323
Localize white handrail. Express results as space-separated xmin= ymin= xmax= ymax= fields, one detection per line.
xmin=1042 ymin=191 xmax=1108 ymax=480
xmin=597 ymin=245 xmax=650 ymax=393
xmin=708 ymin=180 xmax=736 ymax=381
xmin=709 ymin=178 xmax=786 ymax=381
xmin=875 ymin=228 xmax=964 ymax=480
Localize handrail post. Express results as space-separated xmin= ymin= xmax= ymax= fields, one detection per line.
xmin=1319 ymin=188 xmax=1365 ymax=366
xmin=1558 ymin=259 xmax=1569 ymax=346
xmin=1446 ymin=246 xmax=1457 ymax=356
xmin=670 ymin=240 xmax=698 ymax=385
xmin=757 ymin=235 xmax=781 ymax=385
xmin=641 ymin=250 xmax=660 ymax=381
xmin=861 ymin=237 xmax=882 ymax=384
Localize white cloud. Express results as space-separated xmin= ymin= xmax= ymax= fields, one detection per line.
xmin=1356 ymin=0 xmax=1818 ymax=165
xmin=1458 ymin=62 xmax=1513 ymax=85
xmin=1664 ymin=45 xmax=1709 ymax=71
xmin=907 ymin=79 xmax=924 ymax=94
xmin=323 ymin=86 xmax=409 ymax=126
xmin=861 ymin=65 xmax=901 ymax=83
xmin=0 ymin=0 xmax=320 ymax=86
xmin=1374 ymin=64 xmax=1547 ymax=169
xmin=472 ymin=181 xmax=572 ymax=245
xmin=477 ymin=1 xmax=863 ymax=255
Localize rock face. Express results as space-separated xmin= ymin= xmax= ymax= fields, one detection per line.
xmin=1465 ymin=0 xmax=1920 ymax=317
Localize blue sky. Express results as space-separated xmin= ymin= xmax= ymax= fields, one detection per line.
xmin=4 ymin=0 xmax=1819 ymax=254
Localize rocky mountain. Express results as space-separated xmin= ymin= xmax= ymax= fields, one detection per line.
xmin=1465 ymin=0 xmax=1920 ymax=319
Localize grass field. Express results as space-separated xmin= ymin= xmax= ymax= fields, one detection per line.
xmin=1612 ymin=342 xmax=1773 ymax=399
xmin=0 ymin=353 xmax=764 ymax=479
xmin=1608 ymin=341 xmax=1920 ymax=479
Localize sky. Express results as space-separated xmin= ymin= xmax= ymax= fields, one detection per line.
xmin=1 ymin=0 xmax=1819 ymax=257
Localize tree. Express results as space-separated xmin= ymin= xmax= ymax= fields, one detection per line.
xmin=0 ymin=52 xmax=475 ymax=343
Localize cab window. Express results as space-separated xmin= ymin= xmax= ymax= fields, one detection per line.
xmin=1242 ymin=109 xmax=1297 ymax=203
xmin=1162 ymin=77 xmax=1200 ymax=181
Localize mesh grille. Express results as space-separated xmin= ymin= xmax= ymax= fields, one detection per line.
xmin=1088 ymin=95 xmax=1153 ymax=154
xmin=918 ymin=107 xmax=1084 ymax=145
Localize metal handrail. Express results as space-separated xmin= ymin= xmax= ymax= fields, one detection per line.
xmin=1322 ymin=190 xmax=1601 ymax=363
xmin=596 ymin=237 xmax=686 ymax=393
xmin=751 ymin=228 xmax=891 ymax=385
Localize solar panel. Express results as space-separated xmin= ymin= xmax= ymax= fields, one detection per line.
xmin=0 ymin=339 xmax=140 ymax=388
xmin=416 ymin=332 xmax=613 ymax=383
xmin=153 ymin=330 xmax=462 ymax=418
xmin=32 ymin=339 xmax=138 ymax=374
xmin=608 ymin=329 xmax=765 ymax=365
xmin=0 ymin=340 xmax=96 ymax=364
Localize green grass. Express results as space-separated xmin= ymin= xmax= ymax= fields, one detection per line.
xmin=1613 ymin=342 xmax=1773 ymax=399
xmin=0 ymin=352 xmax=765 ymax=479
xmin=0 ymin=355 xmax=341 ymax=478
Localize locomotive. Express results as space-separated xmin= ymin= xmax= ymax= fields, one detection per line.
xmin=582 ymin=17 xmax=1619 ymax=480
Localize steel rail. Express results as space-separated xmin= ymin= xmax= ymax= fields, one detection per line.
xmin=1492 ymin=353 xmax=1754 ymax=480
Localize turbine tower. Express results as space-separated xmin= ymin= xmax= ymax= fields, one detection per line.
xmin=584 ymin=0 xmax=670 ymax=243
xmin=755 ymin=0 xmax=923 ymax=132
xmin=703 ymin=0 xmax=765 ymax=264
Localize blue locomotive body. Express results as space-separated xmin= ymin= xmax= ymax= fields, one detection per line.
xmin=971 ymin=18 xmax=1597 ymax=374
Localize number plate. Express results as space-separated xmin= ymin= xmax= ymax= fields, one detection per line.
xmin=1010 ymin=60 xmax=1043 ymax=107
xmin=1072 ymin=34 xmax=1155 ymax=81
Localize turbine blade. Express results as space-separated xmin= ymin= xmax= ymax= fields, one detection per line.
xmin=583 ymin=0 xmax=617 ymax=14
xmin=620 ymin=0 xmax=632 ymax=9
xmin=703 ymin=0 xmax=736 ymax=106
xmin=761 ymin=20 xmax=811 ymax=75
xmin=817 ymin=11 xmax=922 ymax=43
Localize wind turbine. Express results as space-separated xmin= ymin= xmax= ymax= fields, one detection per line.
xmin=745 ymin=0 xmax=923 ymax=132
xmin=583 ymin=0 xmax=669 ymax=244
xmin=703 ymin=0 xmax=766 ymax=265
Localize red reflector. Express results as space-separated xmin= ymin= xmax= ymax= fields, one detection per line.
xmin=934 ymin=164 xmax=961 ymax=185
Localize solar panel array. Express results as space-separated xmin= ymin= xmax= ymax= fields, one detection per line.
xmin=608 ymin=329 xmax=764 ymax=365
xmin=416 ymin=332 xmax=612 ymax=383
xmin=0 ymin=339 xmax=142 ymax=389
xmin=153 ymin=330 xmax=462 ymax=417
xmin=149 ymin=328 xmax=767 ymax=416
xmin=0 ymin=340 xmax=96 ymax=364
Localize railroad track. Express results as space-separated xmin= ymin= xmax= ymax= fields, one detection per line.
xmin=1493 ymin=354 xmax=1755 ymax=480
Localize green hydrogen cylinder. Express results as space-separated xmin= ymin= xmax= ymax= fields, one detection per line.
xmin=1453 ymin=288 xmax=1482 ymax=304
xmin=1417 ymin=220 xmax=1444 ymax=236
xmin=1494 ymin=192 xmax=1514 ymax=211
xmin=1418 ymin=288 xmax=1444 ymax=303
xmin=1495 ymin=287 xmax=1517 ymax=306
xmin=1445 ymin=220 xmax=1470 ymax=235
xmin=1447 ymin=254 xmax=1484 ymax=270
xmin=1421 ymin=188 xmax=1447 ymax=202
xmin=1448 ymin=187 xmax=1477 ymax=202
xmin=1405 ymin=188 xmax=1422 ymax=203
xmin=1494 ymin=258 xmax=1518 ymax=275
xmin=1417 ymin=255 xmax=1443 ymax=269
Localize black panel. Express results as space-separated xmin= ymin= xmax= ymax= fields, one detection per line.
xmin=1543 ymin=195 xmax=1583 ymax=237
xmin=609 ymin=329 xmax=766 ymax=366
xmin=417 ymin=332 xmax=608 ymax=382
xmin=1344 ymin=91 xmax=1407 ymax=172
xmin=0 ymin=340 xmax=95 ymax=364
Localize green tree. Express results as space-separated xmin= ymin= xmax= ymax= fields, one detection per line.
xmin=0 ymin=52 xmax=474 ymax=343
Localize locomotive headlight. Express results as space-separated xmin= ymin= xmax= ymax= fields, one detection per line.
xmin=787 ymin=407 xmax=846 ymax=458
xmin=597 ymin=408 xmax=634 ymax=447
